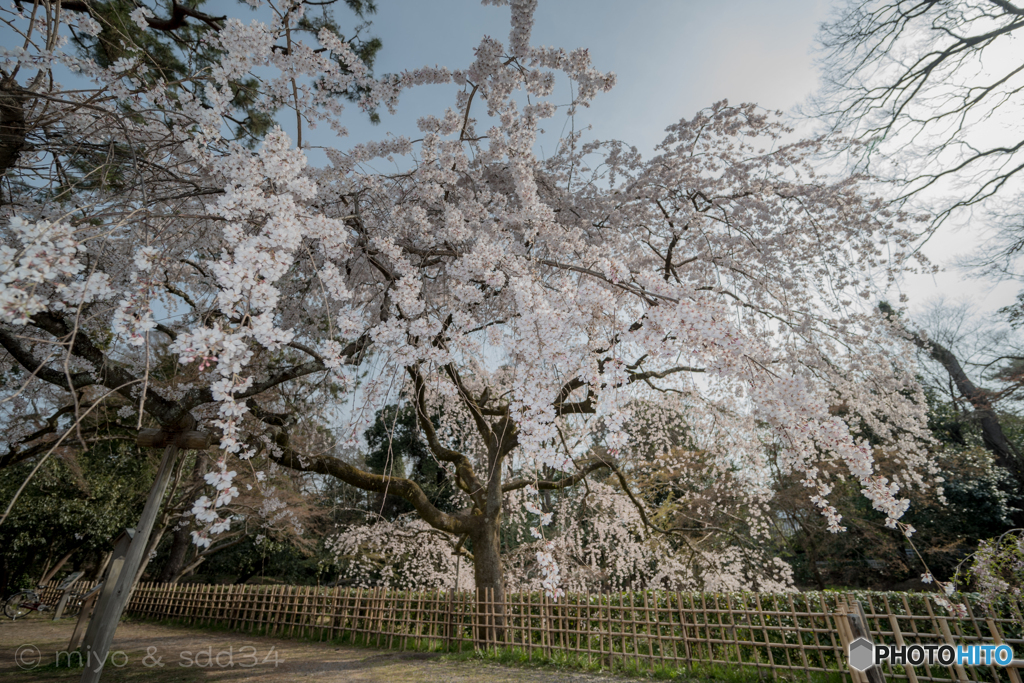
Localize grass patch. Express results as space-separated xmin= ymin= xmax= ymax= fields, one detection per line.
xmin=438 ymin=643 xmax=846 ymax=682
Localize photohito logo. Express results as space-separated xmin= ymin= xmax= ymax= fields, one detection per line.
xmin=848 ymin=637 xmax=1015 ymax=670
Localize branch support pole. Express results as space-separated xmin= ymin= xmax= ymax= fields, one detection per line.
xmin=78 ymin=420 xmax=210 ymax=683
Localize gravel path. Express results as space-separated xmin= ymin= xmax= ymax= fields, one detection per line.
xmin=0 ymin=614 xmax=640 ymax=682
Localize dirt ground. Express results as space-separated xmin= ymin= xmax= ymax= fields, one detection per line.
xmin=0 ymin=614 xmax=635 ymax=682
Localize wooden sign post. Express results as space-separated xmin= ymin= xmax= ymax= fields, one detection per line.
xmin=78 ymin=418 xmax=211 ymax=683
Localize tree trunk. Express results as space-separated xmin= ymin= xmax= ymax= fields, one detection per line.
xmin=471 ymin=517 xmax=505 ymax=644
xmin=159 ymin=521 xmax=192 ymax=583
xmin=171 ymin=533 xmax=247 ymax=583
xmin=133 ymin=524 xmax=167 ymax=586
xmin=40 ymin=547 xmax=79 ymax=586
xmin=0 ymin=560 xmax=9 ymax=596
xmin=37 ymin=554 xmax=52 ymax=587
xmin=882 ymin=303 xmax=1024 ymax=497
xmin=172 ymin=554 xmax=206 ymax=583
xmin=158 ymin=452 xmax=208 ymax=583
xmin=925 ymin=338 xmax=1024 ymax=492
xmin=91 ymin=551 xmax=112 ymax=582
xmin=0 ymin=83 xmax=27 ymax=183
xmin=806 ymin=540 xmax=826 ymax=591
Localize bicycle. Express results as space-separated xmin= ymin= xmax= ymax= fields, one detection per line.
xmin=3 ymin=579 xmax=101 ymax=620
xmin=3 ymin=586 xmax=52 ymax=620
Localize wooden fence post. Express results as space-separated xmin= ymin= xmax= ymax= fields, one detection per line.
xmin=924 ymin=597 xmax=968 ymax=683
xmin=881 ymin=595 xmax=919 ymax=683
xmin=64 ymin=578 xmax=1024 ymax=683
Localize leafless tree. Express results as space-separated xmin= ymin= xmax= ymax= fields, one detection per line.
xmin=813 ymin=0 xmax=1024 ymax=266
xmin=880 ymin=300 xmax=1024 ymax=494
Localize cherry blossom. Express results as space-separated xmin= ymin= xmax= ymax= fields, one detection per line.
xmin=0 ymin=0 xmax=944 ymax=604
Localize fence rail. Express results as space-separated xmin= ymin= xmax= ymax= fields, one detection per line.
xmin=119 ymin=583 xmax=1024 ymax=682
xmin=35 ymin=580 xmax=99 ymax=619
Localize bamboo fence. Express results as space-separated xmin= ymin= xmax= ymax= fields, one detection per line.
xmin=111 ymin=583 xmax=1022 ymax=683
xmin=36 ymin=580 xmax=99 ymax=619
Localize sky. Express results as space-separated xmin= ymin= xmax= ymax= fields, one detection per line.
xmin=4 ymin=0 xmax=1011 ymax=322
xmin=337 ymin=0 xmax=831 ymax=153
xmin=324 ymin=0 xmax=1016 ymax=323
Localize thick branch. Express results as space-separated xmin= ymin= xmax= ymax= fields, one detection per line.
xmin=554 ymin=364 xmax=702 ymax=415
xmin=0 ymin=404 xmax=77 ymax=470
xmin=608 ymin=464 xmax=693 ymax=542
xmin=881 ymin=303 xmax=1024 ymax=489
xmin=181 ymin=334 xmax=368 ymax=411
xmin=62 ymin=0 xmax=226 ymax=31
xmin=28 ymin=312 xmax=180 ymax=422
xmin=268 ymin=429 xmax=473 ymax=535
xmin=0 ymin=327 xmax=95 ymax=390
xmin=406 ymin=364 xmax=486 ymax=507
xmin=502 ymin=458 xmax=611 ymax=493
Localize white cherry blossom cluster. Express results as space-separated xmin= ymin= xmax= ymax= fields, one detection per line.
xmin=111 ymin=271 xmax=159 ymax=347
xmin=0 ymin=217 xmax=113 ymax=325
xmin=190 ymin=461 xmax=240 ymax=547
xmin=329 ymin=516 xmax=475 ymax=590
xmin=536 ymin=544 xmax=564 ymax=598
xmin=0 ymin=0 xmax=948 ymax=600
xmin=181 ymin=0 xmax=933 ymax=595
xmin=500 ymin=482 xmax=796 ymax=594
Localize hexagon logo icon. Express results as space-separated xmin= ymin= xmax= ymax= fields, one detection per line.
xmin=848 ymin=637 xmax=875 ymax=671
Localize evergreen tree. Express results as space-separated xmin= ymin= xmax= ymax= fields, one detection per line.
xmin=364 ymin=404 xmax=455 ymax=519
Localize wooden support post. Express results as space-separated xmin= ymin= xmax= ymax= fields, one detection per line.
xmin=983 ymin=605 xmax=1023 ymax=683
xmin=79 ymin=445 xmax=178 ymax=680
xmin=69 ymin=532 xmax=132 ymax=653
xmin=52 ymin=571 xmax=85 ymax=620
xmin=846 ymin=599 xmax=886 ymax=683
xmin=835 ymin=601 xmax=867 ymax=683
xmin=67 ymin=591 xmax=100 ymax=652
xmin=78 ymin=421 xmax=210 ymax=683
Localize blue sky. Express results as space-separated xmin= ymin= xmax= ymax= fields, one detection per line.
xmin=331 ymin=0 xmax=1010 ymax=318
xmin=339 ymin=0 xmax=831 ymax=154
xmin=3 ymin=0 xmax=1008 ymax=319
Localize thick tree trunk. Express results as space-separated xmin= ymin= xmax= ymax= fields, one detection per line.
xmin=37 ymin=555 xmax=52 ymax=587
xmin=13 ymin=547 xmax=38 ymax=590
xmin=471 ymin=517 xmax=505 ymax=644
xmin=171 ymin=533 xmax=247 ymax=583
xmin=172 ymin=554 xmax=206 ymax=583
xmin=925 ymin=339 xmax=1024 ymax=491
xmin=158 ymin=452 xmax=208 ymax=583
xmin=133 ymin=524 xmax=167 ymax=586
xmin=91 ymin=551 xmax=112 ymax=582
xmin=806 ymin=540 xmax=826 ymax=592
xmin=159 ymin=521 xmax=192 ymax=583
xmin=882 ymin=303 xmax=1024 ymax=496
xmin=0 ymin=83 xmax=27 ymax=183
